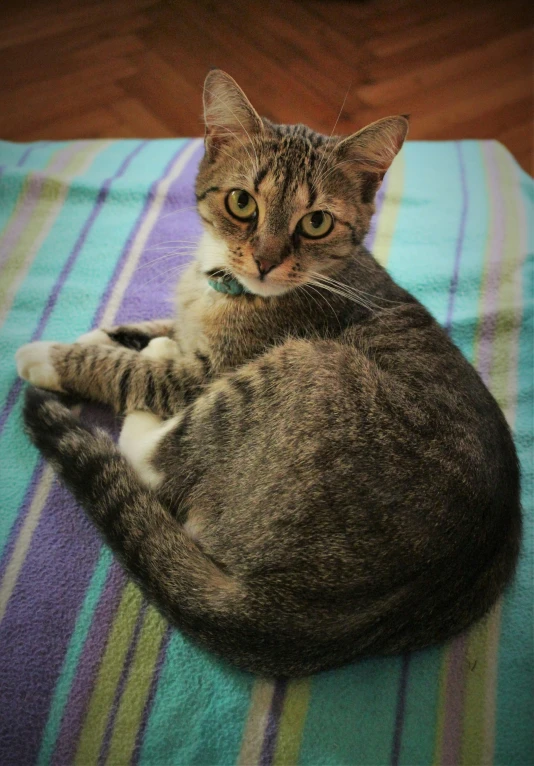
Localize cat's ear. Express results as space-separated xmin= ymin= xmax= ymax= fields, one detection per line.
xmin=203 ymin=69 xmax=264 ymax=160
xmin=334 ymin=116 xmax=409 ymax=176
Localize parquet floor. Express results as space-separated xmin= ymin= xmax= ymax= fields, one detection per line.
xmin=1 ymin=0 xmax=532 ymax=172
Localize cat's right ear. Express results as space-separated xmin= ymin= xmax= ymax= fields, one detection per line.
xmin=203 ymin=69 xmax=264 ymax=161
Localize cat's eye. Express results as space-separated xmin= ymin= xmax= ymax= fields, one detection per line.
xmin=226 ymin=189 xmax=258 ymax=220
xmin=299 ymin=211 xmax=334 ymax=239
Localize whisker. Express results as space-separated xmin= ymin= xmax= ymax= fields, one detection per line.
xmin=313 ymin=82 xmax=352 ymax=187
xmin=307 ymin=277 xmax=376 ymax=313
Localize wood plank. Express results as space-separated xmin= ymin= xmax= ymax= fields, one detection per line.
xmin=0 ymin=0 xmax=531 ymax=172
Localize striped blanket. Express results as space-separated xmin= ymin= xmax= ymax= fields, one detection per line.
xmin=0 ymin=138 xmax=532 ymax=766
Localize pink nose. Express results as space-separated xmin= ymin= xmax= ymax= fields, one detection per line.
xmin=255 ymin=258 xmax=276 ymax=276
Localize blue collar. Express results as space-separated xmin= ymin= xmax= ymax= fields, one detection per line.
xmin=207 ymin=274 xmax=251 ymax=296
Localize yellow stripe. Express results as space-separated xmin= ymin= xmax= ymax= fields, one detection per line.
xmin=272 ymin=679 xmax=312 ymax=766
xmin=105 ymin=606 xmax=167 ymax=766
xmin=374 ymin=148 xmax=406 ymax=268
xmin=75 ymin=582 xmax=143 ymax=766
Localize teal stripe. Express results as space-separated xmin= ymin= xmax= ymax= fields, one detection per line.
xmin=37 ymin=547 xmax=113 ymax=766
xmin=299 ymin=658 xmax=403 ymax=765
xmin=387 ymin=141 xmax=463 ymax=325
xmin=398 ymin=141 xmax=491 ymax=765
xmin=0 ymin=141 xmax=183 ymax=558
xmin=494 ymin=163 xmax=534 ymax=765
xmin=139 ymin=631 xmax=254 ymax=766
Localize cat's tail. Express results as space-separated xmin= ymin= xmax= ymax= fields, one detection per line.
xmin=23 ymin=386 xmax=253 ymax=665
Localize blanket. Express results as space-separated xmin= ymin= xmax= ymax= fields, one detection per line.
xmin=0 ymin=138 xmax=532 ymax=766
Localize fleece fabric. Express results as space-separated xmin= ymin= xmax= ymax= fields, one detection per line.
xmin=0 ymin=138 xmax=532 ymax=766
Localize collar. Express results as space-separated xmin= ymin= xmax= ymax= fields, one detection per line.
xmin=207 ymin=274 xmax=251 ymax=296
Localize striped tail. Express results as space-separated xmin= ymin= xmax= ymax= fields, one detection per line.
xmin=22 ymin=386 xmax=248 ymax=662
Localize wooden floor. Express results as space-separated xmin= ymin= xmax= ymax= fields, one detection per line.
xmin=1 ymin=0 xmax=532 ymax=172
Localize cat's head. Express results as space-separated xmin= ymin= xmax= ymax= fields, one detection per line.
xmin=195 ymin=69 xmax=408 ymax=298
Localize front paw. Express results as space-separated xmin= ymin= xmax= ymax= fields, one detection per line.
xmin=141 ymin=337 xmax=179 ymax=360
xmin=15 ymin=342 xmax=64 ymax=391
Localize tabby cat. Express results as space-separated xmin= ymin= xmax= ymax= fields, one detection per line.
xmin=16 ymin=70 xmax=521 ymax=677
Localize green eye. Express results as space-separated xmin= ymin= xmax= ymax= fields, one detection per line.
xmin=299 ymin=211 xmax=334 ymax=239
xmin=226 ymin=189 xmax=258 ymax=220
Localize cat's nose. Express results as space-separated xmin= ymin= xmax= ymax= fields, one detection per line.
xmin=254 ymin=257 xmax=277 ymax=277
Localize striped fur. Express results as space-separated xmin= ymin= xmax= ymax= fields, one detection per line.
xmin=16 ymin=73 xmax=521 ymax=677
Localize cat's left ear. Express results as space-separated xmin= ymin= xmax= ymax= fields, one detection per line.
xmin=334 ymin=116 xmax=409 ymax=177
xmin=203 ymin=69 xmax=264 ymax=161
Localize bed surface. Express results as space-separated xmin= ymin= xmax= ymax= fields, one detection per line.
xmin=0 ymin=138 xmax=532 ymax=765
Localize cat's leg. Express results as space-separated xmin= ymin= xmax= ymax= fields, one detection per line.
xmin=77 ymin=319 xmax=175 ymax=351
xmin=15 ymin=338 xmax=207 ymax=418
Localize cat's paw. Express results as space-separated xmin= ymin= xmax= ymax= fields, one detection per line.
xmin=15 ymin=342 xmax=64 ymax=391
xmin=141 ymin=337 xmax=179 ymax=361
xmin=76 ymin=328 xmax=115 ymax=346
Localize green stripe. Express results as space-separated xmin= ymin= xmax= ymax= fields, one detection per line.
xmin=37 ymin=547 xmax=113 ymax=766
xmin=105 ymin=606 xmax=167 ymax=765
xmin=75 ymin=581 xmax=144 ymax=766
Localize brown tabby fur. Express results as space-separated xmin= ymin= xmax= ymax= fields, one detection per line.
xmin=19 ymin=70 xmax=521 ymax=677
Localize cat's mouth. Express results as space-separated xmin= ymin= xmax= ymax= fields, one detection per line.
xmin=237 ymin=272 xmax=293 ymax=298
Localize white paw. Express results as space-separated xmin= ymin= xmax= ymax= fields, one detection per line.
xmin=76 ymin=328 xmax=115 ymax=346
xmin=141 ymin=337 xmax=179 ymax=361
xmin=15 ymin=342 xmax=64 ymax=391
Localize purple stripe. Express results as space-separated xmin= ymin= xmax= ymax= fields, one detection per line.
xmin=441 ymin=634 xmax=468 ymax=764
xmin=98 ymin=602 xmax=148 ymax=766
xmin=0 ymin=478 xmax=104 ymax=764
xmin=51 ymin=563 xmax=127 ymax=766
xmin=132 ymin=625 xmax=173 ymax=766
xmin=260 ymin=680 xmax=289 ymax=766
xmin=0 ymin=141 xmax=146 ymax=437
xmin=391 ymin=654 xmax=412 ymax=766
xmin=445 ymin=143 xmax=468 ymax=332
xmin=477 ymin=143 xmax=505 ymax=385
xmin=0 ymin=143 xmax=83 ymax=268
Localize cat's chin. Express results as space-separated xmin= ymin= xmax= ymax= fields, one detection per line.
xmin=237 ymin=274 xmax=293 ymax=298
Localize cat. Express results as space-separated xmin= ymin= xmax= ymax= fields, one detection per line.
xmin=16 ymin=69 xmax=521 ymax=677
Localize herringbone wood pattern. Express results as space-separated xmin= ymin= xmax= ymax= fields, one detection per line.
xmin=1 ymin=0 xmax=532 ymax=171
